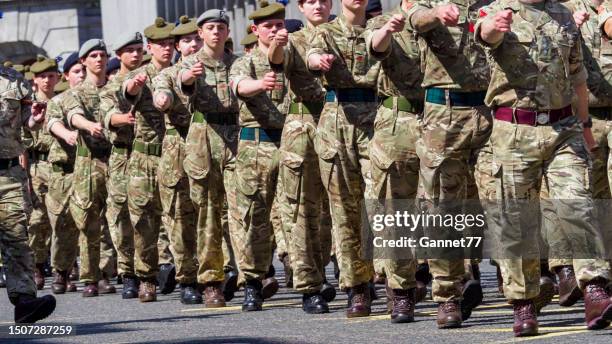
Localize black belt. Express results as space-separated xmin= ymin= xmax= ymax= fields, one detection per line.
xmin=192 ymin=111 xmax=238 ymax=125
xmin=239 ymin=127 xmax=282 ymax=142
xmin=425 ymin=88 xmax=487 ymax=107
xmin=52 ymin=162 xmax=74 ymax=174
xmin=0 ymin=157 xmax=20 ymax=170
xmin=326 ymin=88 xmax=377 ymax=103
xmin=590 ymin=107 xmax=612 ymax=120
xmin=28 ymin=150 xmax=49 ymax=162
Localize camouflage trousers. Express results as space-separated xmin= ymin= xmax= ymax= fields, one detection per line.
xmin=47 ymin=167 xmax=78 ymax=273
xmin=278 ymin=111 xmax=328 ymax=293
xmin=27 ymin=159 xmax=52 ymax=264
xmin=416 ymin=101 xmax=492 ymax=302
xmin=106 ymin=149 xmax=135 ymax=277
xmin=234 ymin=130 xmax=280 ymax=281
xmin=69 ymin=155 xmax=108 ymax=284
xmin=128 ymin=150 xmax=162 ymax=282
xmin=158 ymin=220 xmax=174 ymax=265
xmin=187 ymin=123 xmax=240 ymax=284
xmin=315 ymin=101 xmax=377 ymax=290
xmin=370 ymin=104 xmax=421 ymax=290
xmin=99 ymin=217 xmax=116 ymax=278
xmin=159 ymin=132 xmax=197 ymax=284
xmin=0 ymin=164 xmax=37 ymax=300
xmin=222 ymin=195 xmax=237 ymax=272
xmin=491 ymin=117 xmax=610 ymax=300
xmin=543 ymin=116 xmax=612 ymax=271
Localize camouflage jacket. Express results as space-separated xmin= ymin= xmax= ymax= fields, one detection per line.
xmin=100 ymin=72 xmax=135 ymax=146
xmin=307 ymin=14 xmax=381 ymax=89
xmin=0 ymin=66 xmax=32 ymax=159
xmin=153 ymin=62 xmax=191 ymax=131
xmin=407 ymin=0 xmax=492 ymax=91
xmin=122 ymin=62 xmax=166 ymax=144
xmin=46 ymin=90 xmax=76 ymax=166
xmin=279 ymin=26 xmax=326 ymax=103
xmin=22 ymin=91 xmax=54 ymax=153
xmin=178 ymin=49 xmax=239 ymax=118
xmin=366 ymin=4 xmax=425 ymax=99
xmin=230 ymin=47 xmax=288 ymax=129
xmin=563 ymin=0 xmax=612 ymax=107
xmin=63 ymin=77 xmax=111 ymax=152
xmin=475 ymin=0 xmax=587 ymax=109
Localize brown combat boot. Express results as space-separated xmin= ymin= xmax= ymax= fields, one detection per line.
xmin=51 ymin=271 xmax=68 ymax=294
xmin=584 ymin=280 xmax=612 ymax=330
xmin=69 ymin=262 xmax=79 ymax=281
xmin=82 ymin=283 xmax=98 ymax=297
xmin=512 ymin=299 xmax=538 ymax=337
xmin=204 ymin=282 xmax=226 ymax=308
xmin=98 ymin=277 xmax=117 ymax=294
xmin=346 ymin=283 xmax=371 ymax=318
xmin=390 ymin=288 xmax=415 ymax=323
xmin=436 ymin=301 xmax=462 ymax=329
xmin=34 ymin=264 xmax=45 ymax=290
xmin=66 ymin=279 xmax=77 ymax=292
xmin=373 ymin=273 xmax=386 ymax=285
xmin=138 ymin=281 xmax=156 ymax=302
xmin=261 ymin=277 xmax=279 ymax=300
xmin=555 ymin=266 xmax=581 ymax=307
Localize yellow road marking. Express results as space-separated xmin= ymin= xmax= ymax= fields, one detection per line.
xmin=493 ymin=329 xmax=590 ymax=343
xmin=181 ymin=302 xmax=300 ymax=312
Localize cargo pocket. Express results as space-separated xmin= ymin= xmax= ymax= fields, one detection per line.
xmin=369 ymin=138 xmax=395 ymax=198
xmin=47 ymin=172 xmax=71 ymax=215
xmin=314 ymin=128 xmax=337 ymax=192
xmin=108 ymin=153 xmax=128 ymax=204
xmin=235 ymin=140 xmax=259 ymax=197
xmin=127 ymin=154 xmax=155 ymax=208
xmin=279 ymin=150 xmax=304 ymax=202
xmin=183 ymin=123 xmax=211 ymax=180
xmin=158 ymin=135 xmax=183 ymax=187
xmin=70 ymin=156 xmax=93 ymax=210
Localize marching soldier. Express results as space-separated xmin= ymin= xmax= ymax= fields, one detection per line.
xmin=47 ymin=52 xmax=84 ymax=294
xmin=152 ymin=15 xmax=203 ymax=304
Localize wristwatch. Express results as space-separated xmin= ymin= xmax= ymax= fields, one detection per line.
xmin=582 ymin=117 xmax=593 ymax=129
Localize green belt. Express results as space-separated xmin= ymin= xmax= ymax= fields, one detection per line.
xmin=192 ymin=111 xmax=238 ymax=125
xmin=52 ymin=162 xmax=74 ymax=174
xmin=76 ymin=145 xmax=110 ymax=159
xmin=382 ymin=96 xmax=424 ymax=113
xmin=590 ymin=107 xmax=612 ymax=120
xmin=166 ymin=128 xmax=178 ymax=136
xmin=239 ymin=127 xmax=282 ymax=142
xmin=288 ymin=101 xmax=324 ymax=115
xmin=28 ymin=150 xmax=49 ymax=162
xmin=133 ymin=140 xmax=162 ymax=157
xmin=111 ymin=143 xmax=131 ymax=156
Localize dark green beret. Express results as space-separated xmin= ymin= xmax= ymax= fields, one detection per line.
xmin=24 ymin=66 xmax=33 ymax=80
xmin=197 ymin=9 xmax=230 ymax=26
xmin=79 ymin=38 xmax=107 ymax=58
xmin=114 ymin=32 xmax=143 ymax=52
xmin=248 ymin=0 xmax=285 ymax=21
xmin=144 ymin=17 xmax=175 ymax=41
xmin=54 ymin=78 xmax=69 ymax=94
xmin=171 ymin=15 xmax=198 ymax=37
xmin=30 ymin=55 xmax=58 ymax=74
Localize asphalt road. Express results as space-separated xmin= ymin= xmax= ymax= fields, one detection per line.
xmin=1 ymin=262 xmax=611 ymax=344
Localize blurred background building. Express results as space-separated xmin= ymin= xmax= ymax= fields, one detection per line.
xmin=0 ymin=0 xmax=395 ymax=63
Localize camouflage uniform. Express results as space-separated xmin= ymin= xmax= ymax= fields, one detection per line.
xmin=23 ymin=92 xmax=53 ymax=265
xmin=406 ymin=0 xmax=493 ymax=302
xmin=0 ymin=66 xmax=38 ymax=301
xmin=307 ymin=14 xmax=381 ymax=289
xmin=547 ymin=0 xmax=612 ymax=267
xmin=275 ymin=25 xmax=334 ymax=293
xmin=100 ymin=73 xmax=136 ymax=279
xmin=229 ymin=47 xmax=289 ymax=281
xmin=46 ymin=91 xmax=79 ymax=274
xmin=366 ymin=6 xmax=425 ymax=291
xmin=153 ymin=63 xmax=197 ymax=285
xmin=122 ymin=62 xmax=166 ymax=282
xmin=63 ymin=78 xmax=112 ymax=284
xmin=475 ymin=0 xmax=611 ymax=299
